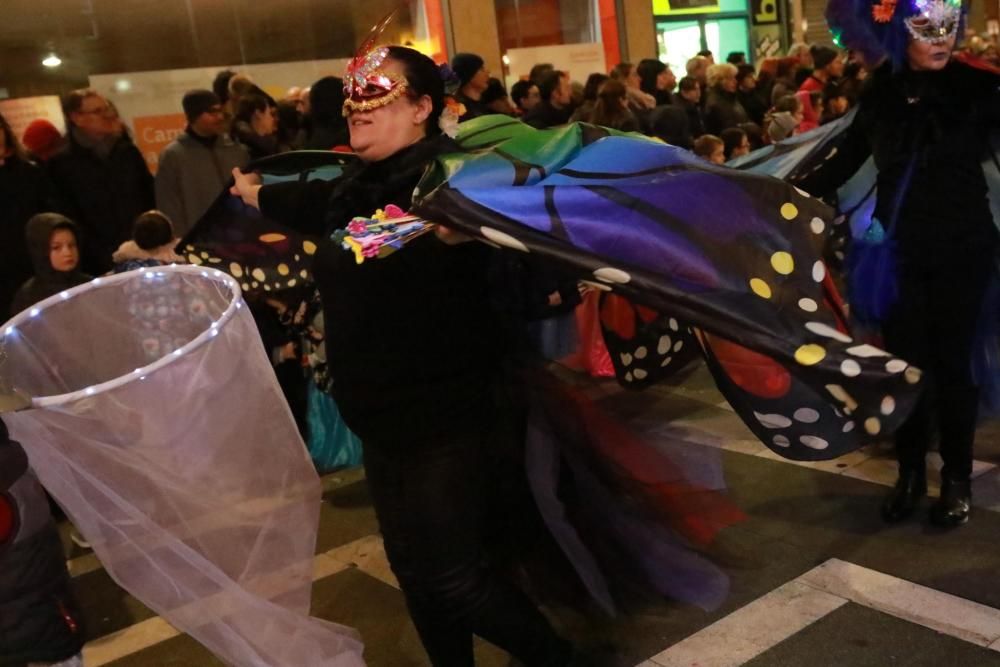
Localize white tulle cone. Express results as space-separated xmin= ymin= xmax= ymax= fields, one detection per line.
xmin=1 ymin=265 xmax=364 ymax=666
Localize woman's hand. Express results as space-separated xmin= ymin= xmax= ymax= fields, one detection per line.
xmin=434 ymin=224 xmax=473 ymax=245
xmin=230 ymin=168 xmax=263 ymax=210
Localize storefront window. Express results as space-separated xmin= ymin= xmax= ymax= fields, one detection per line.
xmin=495 ymin=0 xmax=618 ymax=86
xmin=654 ymin=0 xmax=752 ymax=73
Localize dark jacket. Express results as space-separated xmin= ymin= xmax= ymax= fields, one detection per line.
xmin=704 ymin=88 xmax=749 ymax=136
xmin=797 ymin=61 xmax=1000 ymax=267
xmin=523 ymin=102 xmax=574 ymax=129
xmin=258 ymin=135 xmax=502 ymax=444
xmin=0 ymin=155 xmax=59 ymax=318
xmin=0 ymin=419 xmax=85 ymax=665
xmin=303 ymin=122 xmax=350 ymax=151
xmin=737 ymin=88 xmax=768 ymax=126
xmin=230 ymin=121 xmax=281 ymax=160
xmin=10 ymin=215 xmax=92 ymax=317
xmin=649 ymin=105 xmax=694 ymax=149
xmin=456 ymin=92 xmax=491 ymax=122
xmin=46 ymin=129 xmax=154 ymax=274
xmin=676 ymin=96 xmax=706 ymax=138
xmin=155 ymin=130 xmax=250 ymax=238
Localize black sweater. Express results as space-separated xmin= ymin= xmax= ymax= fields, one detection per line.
xmin=259 ymin=136 xmax=501 ymax=444
xmin=797 ymin=61 xmax=999 ymax=266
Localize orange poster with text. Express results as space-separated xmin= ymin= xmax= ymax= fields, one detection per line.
xmin=133 ymin=113 xmax=186 ymax=175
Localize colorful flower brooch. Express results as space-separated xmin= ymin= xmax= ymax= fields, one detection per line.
xmin=332 ymin=204 xmax=435 ymax=264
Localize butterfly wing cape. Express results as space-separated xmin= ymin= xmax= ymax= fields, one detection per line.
xmin=178 ymin=151 xmax=359 ymax=291
xmin=412 ymin=115 xmax=924 ymax=461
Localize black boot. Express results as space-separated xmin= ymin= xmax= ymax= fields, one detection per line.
xmin=881 ymin=468 xmax=927 ymax=523
xmin=930 ymin=477 xmax=971 ymax=528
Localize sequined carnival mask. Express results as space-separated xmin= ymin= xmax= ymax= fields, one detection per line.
xmin=904 ymin=0 xmax=961 ymax=43
xmin=342 ymin=12 xmax=409 ymax=116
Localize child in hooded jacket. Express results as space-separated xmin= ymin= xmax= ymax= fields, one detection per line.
xmin=10 ymin=213 xmax=92 ymax=318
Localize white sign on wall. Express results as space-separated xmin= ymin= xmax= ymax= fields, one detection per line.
xmin=0 ymin=96 xmax=67 ymax=143
xmin=504 ymin=42 xmax=607 ymax=91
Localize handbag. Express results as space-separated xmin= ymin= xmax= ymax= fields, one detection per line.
xmin=845 ymin=152 xmax=919 ymax=325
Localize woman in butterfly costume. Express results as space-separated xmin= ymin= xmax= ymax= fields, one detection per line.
xmin=796 ymin=0 xmax=999 ymax=526
xmin=226 ymin=8 xmax=935 ymax=664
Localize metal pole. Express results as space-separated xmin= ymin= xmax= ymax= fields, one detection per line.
xmin=790 ymin=0 xmax=804 ymax=44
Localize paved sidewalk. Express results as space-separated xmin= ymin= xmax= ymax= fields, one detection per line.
xmin=68 ymin=365 xmax=1000 ymax=666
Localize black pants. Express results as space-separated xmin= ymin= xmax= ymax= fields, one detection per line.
xmin=882 ymin=253 xmax=993 ymax=481
xmin=362 ymin=426 xmax=570 ymax=667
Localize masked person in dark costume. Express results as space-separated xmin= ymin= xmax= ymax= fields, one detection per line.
xmin=229 ymin=38 xmax=577 ymax=667
xmin=797 ymin=0 xmax=1000 ymax=526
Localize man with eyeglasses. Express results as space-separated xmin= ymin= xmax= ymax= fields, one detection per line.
xmin=46 ymin=89 xmax=154 ymax=274
xmin=155 ymin=89 xmax=249 ymax=237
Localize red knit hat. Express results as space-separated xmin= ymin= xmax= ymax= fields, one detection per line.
xmin=21 ymin=119 xmax=63 ymax=161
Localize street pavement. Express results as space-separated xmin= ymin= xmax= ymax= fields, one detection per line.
xmin=66 ymin=363 xmax=1000 ymax=666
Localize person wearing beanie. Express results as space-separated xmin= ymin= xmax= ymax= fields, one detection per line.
xmin=799 ymin=45 xmax=844 ymax=93
xmin=451 ymin=52 xmax=491 ymax=121
xmin=21 ymin=119 xmax=64 ymax=163
xmin=111 ymin=209 xmax=185 ymax=273
xmin=765 ymin=110 xmax=799 ymax=143
xmin=45 ymin=88 xmax=154 ymax=274
xmin=154 ymin=89 xmax=248 ymax=237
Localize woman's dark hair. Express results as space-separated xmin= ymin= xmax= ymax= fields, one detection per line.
xmin=481 ymin=77 xmax=509 ymax=106
xmin=387 ymin=46 xmax=445 ymax=136
xmin=212 ymin=70 xmax=237 ymax=105
xmin=773 ymin=93 xmax=801 ymax=114
xmin=582 ymin=73 xmax=609 ymax=102
xmin=133 ymin=210 xmax=175 ymax=250
xmin=538 ymin=70 xmax=567 ymax=103
xmin=529 ymin=63 xmax=555 ymax=85
xmin=510 ymin=80 xmax=538 ymax=110
xmin=308 ymin=76 xmax=346 ymax=127
xmin=609 ymin=62 xmax=634 ymax=82
xmin=720 ymin=127 xmax=747 ymax=159
xmin=636 ymin=59 xmax=666 ymax=96
xmin=234 ymin=94 xmax=272 ymax=125
xmin=739 ymin=121 xmax=764 ymax=150
xmin=588 ymin=79 xmax=630 ymax=128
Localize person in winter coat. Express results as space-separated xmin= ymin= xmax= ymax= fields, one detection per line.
xmin=46 ymin=89 xmax=155 ymax=275
xmin=451 ymin=53 xmax=492 ymax=121
xmin=0 ymin=113 xmax=59 ymax=318
xmin=798 ymin=0 xmax=1000 ymax=527
xmin=155 ymin=90 xmax=249 ymax=238
xmin=736 ymin=64 xmax=768 ymax=126
xmin=704 ymin=63 xmax=750 ymax=135
xmin=10 ymin=214 xmax=92 ymax=318
xmin=0 ymin=417 xmax=85 ymax=667
xmin=111 ymin=210 xmax=185 ymax=273
xmin=676 ymin=76 xmax=707 ymax=139
xmin=585 ymin=79 xmax=642 ymax=132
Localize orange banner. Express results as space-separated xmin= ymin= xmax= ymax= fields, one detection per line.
xmin=133 ymin=113 xmax=186 ymax=174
